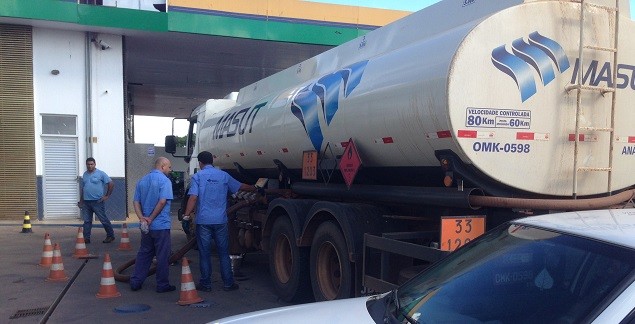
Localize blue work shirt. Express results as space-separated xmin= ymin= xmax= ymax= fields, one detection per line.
xmin=81 ymin=169 xmax=112 ymax=200
xmin=134 ymin=169 xmax=173 ymax=230
xmin=188 ymin=165 xmax=241 ymax=225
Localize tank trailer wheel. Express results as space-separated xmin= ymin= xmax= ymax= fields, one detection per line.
xmin=310 ymin=221 xmax=353 ymax=301
xmin=268 ymin=217 xmax=312 ymax=302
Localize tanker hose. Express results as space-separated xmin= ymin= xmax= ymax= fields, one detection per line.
xmin=469 ymin=189 xmax=635 ymax=211
xmin=114 ymin=193 xmax=264 ymax=283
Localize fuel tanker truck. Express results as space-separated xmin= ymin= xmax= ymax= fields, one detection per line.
xmin=165 ymin=0 xmax=635 ymax=302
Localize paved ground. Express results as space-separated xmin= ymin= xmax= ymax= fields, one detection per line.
xmin=1 ymin=212 xmax=292 ymax=323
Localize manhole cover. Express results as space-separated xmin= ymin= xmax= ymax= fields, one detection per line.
xmin=113 ymin=304 xmax=151 ymax=314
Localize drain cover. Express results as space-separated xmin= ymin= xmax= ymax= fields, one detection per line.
xmin=10 ymin=306 xmax=48 ymax=319
xmin=113 ymin=304 xmax=151 ymax=314
xmin=189 ymin=302 xmax=211 ymax=308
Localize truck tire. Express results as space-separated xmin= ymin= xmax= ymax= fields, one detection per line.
xmin=268 ymin=217 xmax=312 ymax=302
xmin=310 ymin=221 xmax=353 ymax=301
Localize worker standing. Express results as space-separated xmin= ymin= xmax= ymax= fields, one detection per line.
xmin=182 ymin=151 xmax=256 ymax=292
xmin=129 ymin=157 xmax=176 ymax=293
xmin=78 ymin=157 xmax=115 ymax=244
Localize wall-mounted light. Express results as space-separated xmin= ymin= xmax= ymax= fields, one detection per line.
xmin=51 ymin=69 xmax=60 ymax=75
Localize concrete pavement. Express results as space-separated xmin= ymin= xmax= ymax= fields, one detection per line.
xmin=0 ymin=218 xmax=291 ymax=324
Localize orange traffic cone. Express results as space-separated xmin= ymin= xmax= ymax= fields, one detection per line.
xmin=72 ymin=227 xmax=90 ymax=259
xmin=96 ymin=253 xmax=121 ymax=298
xmin=39 ymin=233 xmax=53 ymax=267
xmin=46 ymin=243 xmax=68 ymax=281
xmin=177 ymin=257 xmax=203 ymax=305
xmin=117 ymin=223 xmax=132 ymax=251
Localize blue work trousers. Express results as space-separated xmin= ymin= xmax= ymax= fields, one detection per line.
xmin=130 ymin=229 xmax=172 ymax=291
xmin=81 ymin=200 xmax=114 ymax=239
xmin=197 ymin=223 xmax=234 ymax=289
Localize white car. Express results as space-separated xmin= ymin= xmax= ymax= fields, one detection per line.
xmin=211 ymin=209 xmax=635 ymax=324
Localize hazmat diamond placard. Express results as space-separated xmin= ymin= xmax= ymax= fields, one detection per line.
xmin=339 ymin=138 xmax=362 ymax=189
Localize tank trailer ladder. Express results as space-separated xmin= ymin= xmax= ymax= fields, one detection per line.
xmin=566 ymin=0 xmax=620 ymax=198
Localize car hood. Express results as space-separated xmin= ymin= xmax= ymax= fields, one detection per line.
xmin=515 ymin=209 xmax=635 ymax=249
xmin=209 ymin=296 xmax=375 ymax=324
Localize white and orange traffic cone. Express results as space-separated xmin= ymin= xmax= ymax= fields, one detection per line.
xmin=117 ymin=223 xmax=132 ymax=251
xmin=39 ymin=233 xmax=53 ymax=267
xmin=177 ymin=257 xmax=203 ymax=305
xmin=46 ymin=243 xmax=68 ymax=282
xmin=72 ymin=227 xmax=90 ymax=259
xmin=96 ymin=253 xmax=121 ymax=298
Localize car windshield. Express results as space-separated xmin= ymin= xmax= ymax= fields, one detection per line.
xmin=393 ymin=223 xmax=635 ymax=324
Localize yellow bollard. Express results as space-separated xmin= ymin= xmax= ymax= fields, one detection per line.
xmin=21 ymin=211 xmax=33 ymax=233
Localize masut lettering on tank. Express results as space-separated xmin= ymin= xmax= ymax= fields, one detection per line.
xmin=211 ymin=102 xmax=267 ymax=140
xmin=569 ymin=59 xmax=635 ymax=90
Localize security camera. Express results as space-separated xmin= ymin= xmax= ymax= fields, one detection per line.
xmin=98 ymin=40 xmax=111 ymax=50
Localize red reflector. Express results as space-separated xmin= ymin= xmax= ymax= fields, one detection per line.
xmin=568 ymin=134 xmax=584 ymax=141
xmin=437 ymin=130 xmax=451 ymax=138
xmin=382 ymin=137 xmax=394 ymax=144
xmin=516 ymin=132 xmax=534 ymax=140
xmin=629 ymin=137 xmax=635 ymax=143
xmin=457 ymin=130 xmax=477 ymax=138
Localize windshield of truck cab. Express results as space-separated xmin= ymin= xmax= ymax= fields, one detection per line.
xmin=392 ymin=223 xmax=635 ymax=323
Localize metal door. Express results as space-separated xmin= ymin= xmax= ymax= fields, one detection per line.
xmin=42 ymin=137 xmax=79 ymax=219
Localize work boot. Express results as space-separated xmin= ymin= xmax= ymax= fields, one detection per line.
xmin=103 ymin=236 xmax=115 ymax=243
xmin=196 ymin=283 xmax=211 ymax=292
xmin=223 ymin=283 xmax=239 ymax=292
xmin=157 ymin=285 xmax=176 ymax=293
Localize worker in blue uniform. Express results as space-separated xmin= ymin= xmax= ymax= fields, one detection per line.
xmin=129 ymin=157 xmax=176 ymax=293
xmin=182 ymin=151 xmax=256 ymax=292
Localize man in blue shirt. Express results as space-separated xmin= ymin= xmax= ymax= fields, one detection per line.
xmin=78 ymin=157 xmax=115 ymax=243
xmin=130 ymin=157 xmax=176 ymax=293
xmin=182 ymin=151 xmax=255 ymax=292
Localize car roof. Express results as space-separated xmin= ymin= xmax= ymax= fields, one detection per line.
xmin=513 ymin=208 xmax=635 ymax=249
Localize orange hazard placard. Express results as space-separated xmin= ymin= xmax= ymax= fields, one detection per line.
xmin=302 ymin=150 xmax=318 ymax=180
xmin=440 ymin=215 xmax=486 ymax=251
xmin=339 ymin=138 xmax=362 ymax=189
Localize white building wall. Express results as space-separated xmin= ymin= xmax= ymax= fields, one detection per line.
xmin=32 ymin=28 xmax=125 ymax=177
xmin=33 ymin=28 xmax=87 ymax=176
xmin=89 ymin=33 xmax=125 ymax=177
